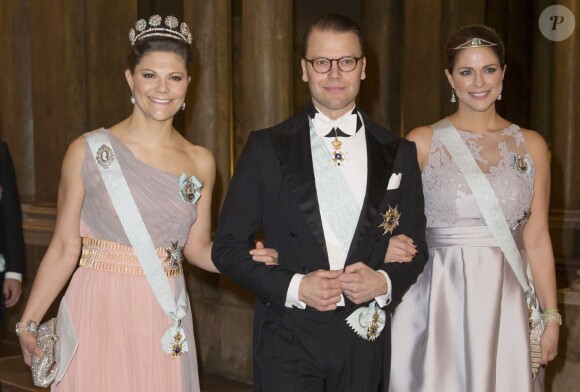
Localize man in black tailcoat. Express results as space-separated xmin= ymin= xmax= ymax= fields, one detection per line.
xmin=213 ymin=14 xmax=427 ymax=392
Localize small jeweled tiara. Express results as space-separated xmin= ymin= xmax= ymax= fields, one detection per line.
xmin=129 ymin=15 xmax=192 ymax=46
xmin=453 ymin=37 xmax=499 ymax=50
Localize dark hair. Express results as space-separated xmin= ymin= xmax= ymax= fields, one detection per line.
xmin=445 ymin=25 xmax=505 ymax=72
xmin=301 ymin=13 xmax=365 ymax=59
xmin=127 ymin=38 xmax=192 ymax=73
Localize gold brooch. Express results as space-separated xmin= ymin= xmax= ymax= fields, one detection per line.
xmin=379 ymin=205 xmax=401 ymax=235
xmin=96 ymin=144 xmax=115 ymax=169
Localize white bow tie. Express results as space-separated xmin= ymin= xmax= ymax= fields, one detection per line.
xmin=313 ymin=111 xmax=358 ymax=138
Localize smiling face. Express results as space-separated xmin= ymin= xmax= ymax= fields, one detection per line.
xmin=445 ymin=47 xmax=505 ymax=113
xmin=125 ymin=50 xmax=190 ymax=123
xmin=301 ymin=29 xmax=366 ymax=120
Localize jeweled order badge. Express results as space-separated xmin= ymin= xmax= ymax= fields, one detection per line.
xmin=379 ymin=205 xmax=400 ymax=235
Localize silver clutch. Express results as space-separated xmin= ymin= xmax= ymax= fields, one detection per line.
xmin=31 ymin=317 xmax=60 ymax=387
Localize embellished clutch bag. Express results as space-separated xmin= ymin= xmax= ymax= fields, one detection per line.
xmin=31 ymin=318 xmax=60 ymax=387
xmin=528 ymin=294 xmax=546 ymax=378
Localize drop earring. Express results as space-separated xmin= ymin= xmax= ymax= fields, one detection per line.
xmin=130 ymin=94 xmax=136 ymax=105
xmin=497 ymin=94 xmax=502 ymax=101
xmin=451 ymin=89 xmax=456 ymax=103
xmin=181 ymin=102 xmax=186 ymax=111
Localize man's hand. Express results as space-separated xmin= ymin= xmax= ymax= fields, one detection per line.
xmin=3 ymin=278 xmax=22 ymax=307
xmin=338 ymin=262 xmax=387 ymax=304
xmin=299 ymin=269 xmax=343 ymax=311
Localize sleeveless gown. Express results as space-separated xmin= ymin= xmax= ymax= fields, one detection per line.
xmin=53 ymin=129 xmax=201 ymax=391
xmin=389 ymin=124 xmax=544 ymax=391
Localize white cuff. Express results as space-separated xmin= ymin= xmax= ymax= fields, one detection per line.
xmin=374 ymin=270 xmax=392 ymax=307
xmin=5 ymin=272 xmax=23 ymax=282
xmin=285 ymin=274 xmax=306 ymax=309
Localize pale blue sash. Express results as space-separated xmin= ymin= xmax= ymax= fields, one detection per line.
xmin=434 ymin=118 xmax=532 ymax=295
xmin=86 ymin=129 xmax=188 ymax=356
xmin=309 ymin=120 xmax=361 ymax=252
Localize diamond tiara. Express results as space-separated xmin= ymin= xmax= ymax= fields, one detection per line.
xmin=453 ymin=37 xmax=498 ymax=50
xmin=129 ymin=15 xmax=192 ymax=46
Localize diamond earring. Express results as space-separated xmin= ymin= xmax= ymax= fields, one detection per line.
xmin=181 ymin=102 xmax=186 ymax=111
xmin=451 ymin=89 xmax=456 ymax=103
xmin=130 ymin=95 xmax=136 ymax=105
xmin=497 ymin=94 xmax=502 ymax=101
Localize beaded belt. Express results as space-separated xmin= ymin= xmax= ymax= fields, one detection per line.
xmin=79 ymin=237 xmax=183 ymax=277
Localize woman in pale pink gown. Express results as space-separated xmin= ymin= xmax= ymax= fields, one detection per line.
xmin=386 ymin=25 xmax=560 ymax=392
xmin=17 ymin=15 xmax=277 ymax=391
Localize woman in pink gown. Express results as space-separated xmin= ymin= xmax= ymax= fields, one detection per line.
xmin=386 ymin=25 xmax=560 ymax=391
xmin=17 ymin=15 xmax=276 ymax=391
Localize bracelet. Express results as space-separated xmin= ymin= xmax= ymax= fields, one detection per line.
xmin=543 ymin=308 xmax=559 ymax=314
xmin=15 ymin=320 xmax=39 ymax=336
xmin=542 ymin=312 xmax=562 ymax=326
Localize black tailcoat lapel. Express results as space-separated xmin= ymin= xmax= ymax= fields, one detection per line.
xmin=345 ymin=114 xmax=400 ymax=264
xmin=269 ymin=109 xmax=328 ymax=261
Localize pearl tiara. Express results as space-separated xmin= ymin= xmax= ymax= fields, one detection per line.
xmin=453 ymin=37 xmax=498 ymax=50
xmin=129 ymin=15 xmax=192 ymax=46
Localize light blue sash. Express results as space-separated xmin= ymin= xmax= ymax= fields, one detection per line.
xmin=309 ymin=120 xmax=361 ymax=252
xmin=434 ymin=118 xmax=532 ymax=294
xmin=86 ymin=129 xmax=188 ymax=356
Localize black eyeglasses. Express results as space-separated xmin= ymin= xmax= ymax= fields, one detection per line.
xmin=303 ymin=56 xmax=363 ymax=74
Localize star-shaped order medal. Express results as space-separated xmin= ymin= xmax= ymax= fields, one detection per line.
xmin=164 ymin=241 xmax=184 ymax=268
xmin=379 ymin=205 xmax=401 ymax=235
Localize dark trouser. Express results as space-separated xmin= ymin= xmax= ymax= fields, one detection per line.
xmin=253 ymin=304 xmax=385 ymax=392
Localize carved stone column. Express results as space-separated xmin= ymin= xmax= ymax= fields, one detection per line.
xmin=543 ymin=2 xmax=580 ymax=260
xmin=360 ymin=0 xmax=402 ymax=133
xmin=0 ymin=0 xmax=35 ymax=202
xmin=28 ymin=0 xmax=86 ymax=203
xmin=184 ymin=0 xmax=232 ymax=222
xmin=183 ymin=0 xmax=237 ymax=379
xmin=237 ymin=0 xmax=293 ymax=156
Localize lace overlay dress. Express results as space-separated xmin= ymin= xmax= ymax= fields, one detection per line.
xmin=389 ymin=124 xmax=543 ymax=391
xmin=53 ymin=129 xmax=201 ymax=391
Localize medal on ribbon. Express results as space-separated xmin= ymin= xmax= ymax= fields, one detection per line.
xmin=512 ymin=154 xmax=532 ymax=174
xmin=330 ymin=130 xmax=347 ymax=166
xmin=178 ymin=174 xmax=202 ymax=204
xmin=345 ymin=301 xmax=386 ymax=341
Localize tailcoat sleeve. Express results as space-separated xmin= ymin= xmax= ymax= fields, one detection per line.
xmin=212 ymin=132 xmax=294 ymax=308
xmin=380 ymin=141 xmax=427 ymax=310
